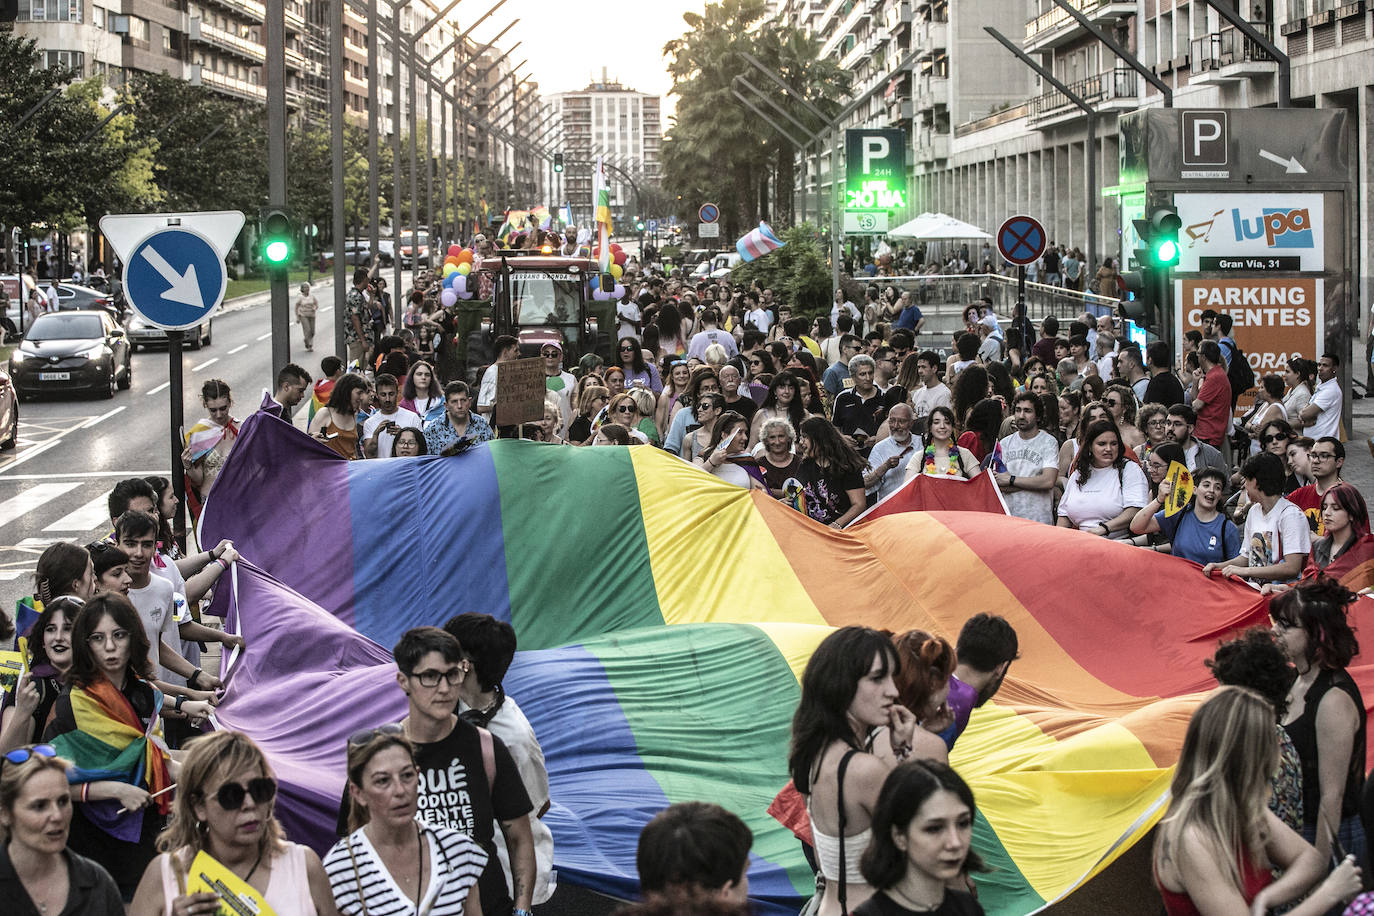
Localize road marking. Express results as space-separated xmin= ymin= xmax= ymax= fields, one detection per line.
xmin=147 ymin=381 xmax=170 ymax=396
xmin=81 ymin=406 xmax=127 ymax=429
xmin=0 ymin=436 xmax=66 ymax=475
xmin=228 ymin=344 xmax=248 ymax=355
xmin=0 ymin=570 xmax=25 ymax=581
xmin=256 ymin=332 xmax=271 ymax=341
xmin=0 ymin=471 xmax=169 ymax=481
xmin=0 ymin=482 xmax=83 ymax=528
xmin=320 ymin=306 xmax=333 ymax=313
xmin=15 ymin=537 xmax=76 ymax=549
xmin=191 ymin=358 xmax=219 ymax=372
xmin=44 ymin=493 xmax=115 ymax=532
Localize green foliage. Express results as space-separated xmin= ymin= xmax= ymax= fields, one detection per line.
xmin=662 ymin=1 xmax=848 ymax=237
xmin=728 ymin=223 xmax=831 ymax=313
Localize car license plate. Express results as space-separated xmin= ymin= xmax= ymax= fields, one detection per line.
xmin=39 ymin=372 xmax=70 ymax=381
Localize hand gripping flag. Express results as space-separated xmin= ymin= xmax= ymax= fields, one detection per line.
xmin=737 ymin=221 xmax=785 ymax=263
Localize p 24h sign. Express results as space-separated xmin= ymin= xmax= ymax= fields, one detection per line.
xmin=845 ymin=128 xmax=907 ymax=210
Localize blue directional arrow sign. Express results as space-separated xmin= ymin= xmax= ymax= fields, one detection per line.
xmin=124 ymin=228 xmax=228 ymax=330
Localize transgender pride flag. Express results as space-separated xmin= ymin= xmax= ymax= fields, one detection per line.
xmin=736 ymin=221 xmax=785 ymax=262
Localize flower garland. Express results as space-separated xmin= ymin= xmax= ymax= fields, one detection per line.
xmin=923 ymin=441 xmax=961 ymax=476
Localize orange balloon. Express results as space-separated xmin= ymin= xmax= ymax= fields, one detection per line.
xmin=457 ymin=249 xmax=474 ymax=263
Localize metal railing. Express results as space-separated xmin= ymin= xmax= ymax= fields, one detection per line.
xmin=867 ymin=273 xmax=1119 ymax=326
xmin=955 ymin=102 xmax=1030 ymax=137
xmin=1025 ymin=0 xmax=1124 ymax=41
xmin=1191 ymin=22 xmax=1276 ymax=70
xmin=1029 ymin=66 xmax=1137 ymax=118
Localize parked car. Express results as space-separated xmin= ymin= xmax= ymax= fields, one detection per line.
xmin=318 ymin=239 xmax=393 ymax=269
xmin=399 ymin=230 xmax=431 ymax=269
xmin=125 ymin=312 xmax=213 ymax=350
xmin=9 ymin=310 xmax=132 ymax=400
xmin=2 ymin=278 xmax=121 ymax=337
xmin=0 ymin=367 xmax=16 ymax=450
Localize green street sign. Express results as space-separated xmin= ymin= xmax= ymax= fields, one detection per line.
xmin=845 ymin=128 xmax=907 ymax=210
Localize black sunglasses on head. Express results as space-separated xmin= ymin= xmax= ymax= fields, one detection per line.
xmin=210 ymin=776 xmax=277 ymax=811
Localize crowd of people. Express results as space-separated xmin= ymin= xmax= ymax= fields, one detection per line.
xmin=0 ymin=229 xmax=1369 ymax=916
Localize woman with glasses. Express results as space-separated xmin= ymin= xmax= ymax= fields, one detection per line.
xmin=1136 ymin=403 xmax=1170 ymax=466
xmin=129 ymin=731 xmax=336 ymax=916
xmin=663 ymin=368 xmax=722 ymax=456
xmin=616 ymin=336 xmax=661 ymax=393
xmin=682 ymin=394 xmax=727 ymax=464
xmin=1103 ymin=382 xmax=1145 ymax=452
xmin=569 ymin=385 xmax=610 ymax=446
xmin=606 ymin=393 xmax=651 ymax=446
xmin=46 ymin=595 xmax=208 ymax=900
xmin=0 ymin=743 xmax=123 ymax=915
xmin=325 ymin=729 xmax=485 ymax=916
xmin=1240 ymin=375 xmax=1289 ymax=456
xmin=0 ymin=596 xmax=83 ymax=754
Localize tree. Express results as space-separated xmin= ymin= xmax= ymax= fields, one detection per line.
xmin=728 ymin=224 xmax=831 ymax=314
xmin=66 ymin=77 xmax=162 ymax=230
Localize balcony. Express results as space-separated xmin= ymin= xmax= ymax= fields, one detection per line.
xmin=1028 ymin=65 xmax=1138 ymax=127
xmin=284 ymin=45 xmax=306 ymax=70
xmin=886 ymin=96 xmax=914 ymax=121
xmin=284 ymin=0 xmax=304 ymax=31
xmin=1025 ymin=0 xmax=1136 ymax=53
xmin=914 ymin=127 xmax=949 ymax=161
xmin=915 ymin=18 xmax=947 ymax=59
xmin=193 ymin=20 xmax=265 ymax=63
xmin=914 ymin=74 xmax=948 ymax=111
xmin=1190 ymin=23 xmax=1278 ymax=83
xmin=199 ymin=65 xmax=266 ymax=102
xmin=203 ymin=0 xmax=265 ymax=22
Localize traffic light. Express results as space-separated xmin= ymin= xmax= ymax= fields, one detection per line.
xmin=1119 ymin=205 xmax=1182 ymax=332
xmin=635 ymin=218 xmax=646 ymax=232
xmin=553 ymin=152 xmax=564 ymax=173
xmin=260 ymin=207 xmax=293 ymax=269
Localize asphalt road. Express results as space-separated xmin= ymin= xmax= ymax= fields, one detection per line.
xmin=0 ymin=277 xmax=354 ymax=612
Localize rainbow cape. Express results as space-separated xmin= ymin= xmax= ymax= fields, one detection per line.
xmin=202 ymin=413 xmax=1374 ymax=914
xmin=48 ymin=676 xmax=173 ymax=840
xmin=307 ymin=377 xmax=336 ymax=426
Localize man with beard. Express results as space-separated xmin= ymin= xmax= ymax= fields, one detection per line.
xmin=995 ymin=392 xmax=1060 ymax=524
xmin=940 ymin=614 xmax=1019 ymax=749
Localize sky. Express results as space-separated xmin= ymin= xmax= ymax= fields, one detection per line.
xmin=472 ymin=0 xmax=708 ymax=118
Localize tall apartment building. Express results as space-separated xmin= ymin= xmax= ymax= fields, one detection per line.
xmin=785 ymin=0 xmax=1031 ymax=230
xmin=550 ymin=73 xmax=662 ymax=226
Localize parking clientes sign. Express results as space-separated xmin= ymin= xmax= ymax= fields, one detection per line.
xmin=845 ymin=128 xmax=908 ymax=211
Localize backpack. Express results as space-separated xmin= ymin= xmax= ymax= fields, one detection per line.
xmin=1221 ymin=339 xmax=1256 ymax=404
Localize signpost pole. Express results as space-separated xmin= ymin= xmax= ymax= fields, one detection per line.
xmin=1018 ymin=265 xmax=1026 ymax=312
xmin=167 ymin=330 xmax=186 ymax=549
xmin=266 ymin=0 xmax=289 ymax=381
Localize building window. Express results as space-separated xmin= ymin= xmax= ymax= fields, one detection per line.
xmin=128 ymin=15 xmax=149 ymax=42
xmin=43 ymin=49 xmax=85 ymax=73
xmin=162 ymin=27 xmax=174 ymax=53
xmin=20 ymin=0 xmax=82 ymax=21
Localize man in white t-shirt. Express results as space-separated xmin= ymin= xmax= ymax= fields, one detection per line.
xmin=864 ymin=403 xmax=919 ymax=502
xmin=1298 ymin=353 xmax=1342 ymax=439
xmin=616 ymin=292 xmax=643 ymax=340
xmin=742 ymin=291 xmax=771 ymax=334
xmin=1204 ymin=452 xmax=1310 ymax=584
xmin=685 ymin=307 xmax=738 ymax=360
xmin=995 ymin=392 xmax=1060 ymax=524
xmin=830 ymin=288 xmax=860 ymax=330
xmin=477 ymin=335 xmax=520 ymax=417
xmin=909 ymin=350 xmax=952 ymax=431
xmin=363 ymin=372 xmax=421 ymax=458
xmin=116 ymin=511 xmax=198 ymax=683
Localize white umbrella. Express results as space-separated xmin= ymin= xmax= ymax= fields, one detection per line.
xmin=888 ymin=212 xmax=992 ymax=240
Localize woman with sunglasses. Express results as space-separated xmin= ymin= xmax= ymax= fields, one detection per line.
xmin=46 ymin=595 xmax=210 ymax=901
xmin=616 ymin=337 xmax=661 ymax=394
xmin=605 ymin=393 xmax=652 ymax=446
xmin=0 ymin=743 xmax=123 ymax=915
xmin=682 ymin=393 xmax=726 ymax=462
xmin=325 ymin=729 xmax=485 ymax=916
xmin=1236 ymin=374 xmax=1288 ymax=457
xmin=1103 ymin=382 xmax=1145 ymax=452
xmin=0 ymin=597 xmax=83 ymax=754
xmin=130 ymin=731 xmax=336 ymax=916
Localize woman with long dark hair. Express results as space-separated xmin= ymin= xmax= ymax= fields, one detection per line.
xmin=1283 ymin=357 xmax=1317 ymax=426
xmin=656 ymin=301 xmax=689 ymax=357
xmin=697 ymin=411 xmax=765 ymax=490
xmin=749 ymin=370 xmax=809 ymax=448
xmin=617 ymin=336 xmax=661 ymax=393
xmin=796 ymin=417 xmax=868 ymax=529
xmin=308 ymin=373 xmax=368 ymax=459
xmin=855 ymin=762 xmax=983 ymax=915
xmin=903 ymin=406 xmax=975 ymax=481
xmin=956 ymin=398 xmax=1003 ymax=465
xmin=0 ymin=596 xmax=83 ymax=753
xmin=950 ymin=364 xmax=989 ymax=428
xmin=400 ymin=359 xmax=442 ymax=417
xmin=788 ymin=627 xmax=917 ymax=916
xmin=1056 ymin=420 xmax=1148 ymax=538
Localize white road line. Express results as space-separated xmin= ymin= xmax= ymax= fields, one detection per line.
xmin=0 ymin=471 xmax=169 ymax=481
xmin=228 ymin=344 xmax=248 ymax=355
xmin=0 ymin=571 xmax=26 ymax=581
xmin=320 ymin=306 xmax=333 ymax=313
xmin=147 ymin=381 xmax=170 ymax=396
xmin=44 ymin=492 xmax=115 ymax=532
xmin=0 ymin=482 xmax=83 ymax=528
xmin=191 ymin=358 xmax=219 ymax=372
xmin=81 ymin=406 xmax=127 ymax=429
xmin=256 ymin=332 xmax=272 ymax=341
xmin=0 ymin=436 xmax=66 ymax=475
xmin=15 ymin=537 xmax=76 ymax=549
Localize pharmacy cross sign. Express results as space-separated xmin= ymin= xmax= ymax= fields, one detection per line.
xmin=997 ymin=215 xmax=1047 ymax=267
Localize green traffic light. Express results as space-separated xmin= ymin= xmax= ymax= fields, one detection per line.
xmin=264 ymin=240 xmax=290 ymax=264
xmin=1155 ymin=239 xmax=1179 ymax=264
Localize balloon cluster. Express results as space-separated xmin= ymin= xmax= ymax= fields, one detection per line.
xmin=589 ymin=242 xmax=627 ymax=301
xmin=439 ymin=245 xmax=476 ymax=305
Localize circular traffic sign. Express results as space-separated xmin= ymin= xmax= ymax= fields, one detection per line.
xmin=124 ymin=227 xmax=228 ymax=330
xmin=997 ymin=215 xmax=1047 ymax=266
xmin=699 ymin=203 xmax=720 ymax=224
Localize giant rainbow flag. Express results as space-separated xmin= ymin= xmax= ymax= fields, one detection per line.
xmin=201 ymin=413 xmax=1374 ymax=914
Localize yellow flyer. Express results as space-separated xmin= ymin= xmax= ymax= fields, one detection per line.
xmin=185 ymin=850 xmax=278 ymax=916
xmin=1163 ymin=461 xmax=1194 ymax=518
xmin=0 ymin=651 xmax=22 ymax=696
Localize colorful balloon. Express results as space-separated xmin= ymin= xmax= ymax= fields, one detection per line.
xmin=609 ymin=263 xmax=623 ymax=279
xmin=612 ymin=251 xmax=627 ymax=267
xmin=442 ymin=263 xmax=458 ymax=277
xmin=456 ymin=249 xmax=474 ymax=263
xmin=456 ymin=262 xmax=471 ymax=276
xmin=612 ymin=284 xmax=625 ymax=299
xmin=453 ymin=274 xmax=467 ymax=294
xmin=440 ymin=289 xmax=457 ymax=307
xmin=446 ymin=244 xmax=461 ymax=257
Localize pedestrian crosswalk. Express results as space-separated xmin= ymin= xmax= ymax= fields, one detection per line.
xmin=0 ymin=482 xmax=84 ymax=528
xmin=43 ymin=492 xmax=115 ymax=532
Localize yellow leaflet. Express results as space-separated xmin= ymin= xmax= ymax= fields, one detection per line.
xmin=185 ymin=850 xmax=278 ymax=916
xmin=0 ymin=652 xmax=22 ymax=695
xmin=1163 ymin=461 xmax=1193 ymax=517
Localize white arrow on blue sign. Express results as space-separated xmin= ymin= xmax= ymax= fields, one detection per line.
xmin=124 ymin=228 xmax=228 ymax=330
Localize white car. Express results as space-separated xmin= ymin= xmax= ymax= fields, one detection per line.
xmin=126 ymin=312 xmax=213 ymax=350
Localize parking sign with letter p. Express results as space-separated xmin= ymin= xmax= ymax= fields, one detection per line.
xmin=1182 ymin=110 xmax=1228 ymax=166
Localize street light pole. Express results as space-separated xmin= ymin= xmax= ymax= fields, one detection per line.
xmin=367 ymin=0 xmax=379 ymax=270
xmin=391 ymin=3 xmax=403 ymax=325
xmin=331 ymin=0 xmax=346 ymax=357
xmin=266 ymin=0 xmax=289 ymax=379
